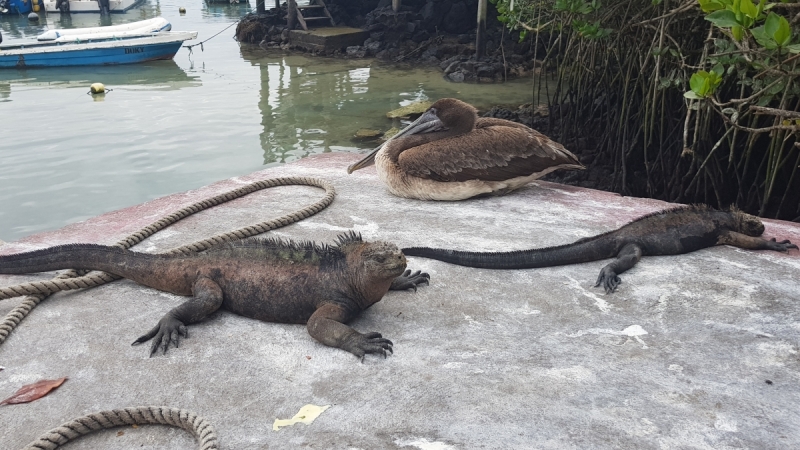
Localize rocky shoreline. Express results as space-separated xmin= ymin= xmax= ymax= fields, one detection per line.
xmin=236 ymin=2 xmax=542 ymax=83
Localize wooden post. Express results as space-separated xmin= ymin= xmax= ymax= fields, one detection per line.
xmin=476 ymin=0 xmax=487 ymax=60
xmin=257 ymin=0 xmax=266 ymax=14
xmin=288 ymin=0 xmax=297 ymax=30
xmin=392 ymin=0 xmax=401 ymax=12
xmin=274 ymin=0 xmax=279 ymax=9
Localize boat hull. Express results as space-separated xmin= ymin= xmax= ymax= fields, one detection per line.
xmin=0 ymin=32 xmax=197 ymax=68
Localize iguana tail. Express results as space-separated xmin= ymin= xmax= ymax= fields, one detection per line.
xmin=402 ymin=238 xmax=618 ymax=270
xmin=0 ymin=244 xmax=157 ymax=275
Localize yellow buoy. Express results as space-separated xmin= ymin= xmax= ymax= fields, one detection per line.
xmin=90 ymin=82 xmax=105 ymax=94
xmin=179 ymin=7 xmax=186 ymax=13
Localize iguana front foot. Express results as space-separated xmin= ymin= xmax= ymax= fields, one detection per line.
xmin=343 ymin=331 xmax=393 ymax=360
xmin=390 ymin=269 xmax=430 ymax=291
xmin=595 ymin=267 xmax=622 ymax=294
xmin=765 ymin=238 xmax=798 ymax=252
xmin=132 ymin=315 xmax=189 ymax=357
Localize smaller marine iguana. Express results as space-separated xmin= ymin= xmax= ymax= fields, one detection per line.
xmin=402 ymin=206 xmax=797 ymax=293
xmin=0 ymin=232 xmax=429 ymax=359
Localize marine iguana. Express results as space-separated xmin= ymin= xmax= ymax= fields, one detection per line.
xmin=402 ymin=206 xmax=797 ymax=293
xmin=0 ymin=232 xmax=430 ymax=359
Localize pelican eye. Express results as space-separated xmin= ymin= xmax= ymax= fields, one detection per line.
xmin=429 ymin=107 xmax=437 ymax=115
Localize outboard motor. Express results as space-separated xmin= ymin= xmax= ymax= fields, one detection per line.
xmin=55 ymin=0 xmax=70 ymax=13
xmin=0 ymin=0 xmax=8 ymax=14
xmin=97 ymin=0 xmax=109 ymax=14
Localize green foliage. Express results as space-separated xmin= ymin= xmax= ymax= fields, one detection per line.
xmin=488 ymin=0 xmax=800 ymax=220
xmin=684 ymin=65 xmax=724 ymax=99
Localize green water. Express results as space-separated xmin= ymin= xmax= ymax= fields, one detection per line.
xmin=0 ymin=1 xmax=535 ymax=241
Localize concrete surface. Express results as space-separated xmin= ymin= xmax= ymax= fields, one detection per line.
xmin=1 ymin=152 xmax=799 ymax=449
xmin=289 ymin=27 xmax=369 ymax=52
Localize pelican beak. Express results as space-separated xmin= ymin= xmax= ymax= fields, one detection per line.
xmin=347 ymin=109 xmax=445 ymax=174
xmin=347 ymin=143 xmax=384 ymax=173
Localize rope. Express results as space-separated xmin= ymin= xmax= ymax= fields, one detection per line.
xmin=0 ymin=176 xmax=336 ymax=344
xmin=23 ymin=406 xmax=218 ymax=450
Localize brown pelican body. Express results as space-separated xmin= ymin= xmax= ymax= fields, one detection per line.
xmin=347 ymin=98 xmax=585 ymax=201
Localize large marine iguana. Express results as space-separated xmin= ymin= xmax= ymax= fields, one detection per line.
xmin=0 ymin=232 xmax=429 ymax=359
xmin=402 ymin=206 xmax=797 ymax=293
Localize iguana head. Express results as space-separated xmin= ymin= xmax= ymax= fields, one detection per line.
xmin=733 ymin=210 xmax=765 ymax=236
xmin=356 ymin=241 xmax=407 ymax=280
xmin=342 ymin=239 xmax=407 ymax=306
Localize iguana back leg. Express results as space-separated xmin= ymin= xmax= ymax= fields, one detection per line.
xmin=595 ymin=243 xmax=643 ymax=294
xmin=718 ymin=230 xmax=798 ymax=252
xmin=307 ymin=303 xmax=393 ymax=360
xmin=132 ymin=276 xmax=224 ymax=356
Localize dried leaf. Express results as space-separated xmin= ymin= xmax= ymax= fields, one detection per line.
xmin=0 ymin=377 xmax=68 ymax=405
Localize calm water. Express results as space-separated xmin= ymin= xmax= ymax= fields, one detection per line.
xmin=0 ymin=1 xmax=536 ymax=241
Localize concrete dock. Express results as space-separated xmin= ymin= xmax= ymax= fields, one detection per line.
xmin=1 ymin=152 xmax=799 ymax=449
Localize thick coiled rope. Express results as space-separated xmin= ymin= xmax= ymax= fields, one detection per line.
xmin=23 ymin=406 xmax=218 ymax=450
xmin=0 ymin=176 xmax=335 ymax=344
xmin=2 ymin=176 xmax=335 ymax=449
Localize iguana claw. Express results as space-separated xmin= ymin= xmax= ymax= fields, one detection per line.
xmin=765 ymin=238 xmax=798 ymax=252
xmin=390 ymin=269 xmax=430 ymax=291
xmin=132 ymin=315 xmax=188 ymax=357
xmin=344 ymin=331 xmax=393 ymax=360
xmin=595 ymin=267 xmax=622 ymax=294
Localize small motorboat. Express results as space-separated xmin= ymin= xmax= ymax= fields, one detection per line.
xmin=0 ymin=18 xmax=197 ymax=68
xmin=36 ymin=16 xmax=171 ymax=41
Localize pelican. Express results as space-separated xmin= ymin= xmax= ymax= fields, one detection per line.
xmin=347 ymin=98 xmax=585 ymax=201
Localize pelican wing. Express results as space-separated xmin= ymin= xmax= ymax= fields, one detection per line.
xmin=397 ymin=125 xmax=582 ymax=182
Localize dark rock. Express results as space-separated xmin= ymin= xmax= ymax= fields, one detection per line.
xmin=347 ymin=46 xmax=367 ymax=57
xmin=443 ymin=60 xmax=461 ymax=74
xmin=447 ymin=71 xmax=465 ymax=82
xmin=476 ymin=64 xmax=494 ymax=78
xmin=412 ymin=29 xmax=431 ymax=43
xmin=420 ymin=55 xmax=441 ymax=66
xmin=364 ymin=39 xmax=383 ymax=54
xmin=457 ymin=34 xmax=471 ymax=44
xmin=442 ymin=2 xmax=472 ymax=34
xmin=439 ymin=55 xmax=463 ymax=70
xmin=420 ymin=0 xmax=451 ymax=31
xmin=483 ymin=106 xmax=518 ymax=122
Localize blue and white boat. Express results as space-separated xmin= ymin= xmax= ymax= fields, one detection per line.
xmin=0 ymin=18 xmax=197 ymax=68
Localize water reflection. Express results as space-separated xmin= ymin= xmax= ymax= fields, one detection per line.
xmin=240 ymin=46 xmax=541 ymax=165
xmin=201 ymin=0 xmax=251 ymax=19
xmin=0 ymin=61 xmax=200 ymax=101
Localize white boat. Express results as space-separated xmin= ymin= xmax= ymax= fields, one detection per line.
xmin=42 ymin=0 xmax=143 ymax=14
xmin=37 ymin=16 xmax=171 ymax=41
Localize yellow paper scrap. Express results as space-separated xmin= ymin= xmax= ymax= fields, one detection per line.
xmin=272 ymin=404 xmax=331 ymax=431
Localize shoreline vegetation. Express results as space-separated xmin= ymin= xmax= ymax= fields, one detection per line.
xmin=237 ymin=0 xmax=800 ymax=223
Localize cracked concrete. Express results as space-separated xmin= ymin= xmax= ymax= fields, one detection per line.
xmin=1 ymin=152 xmax=799 ymax=449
